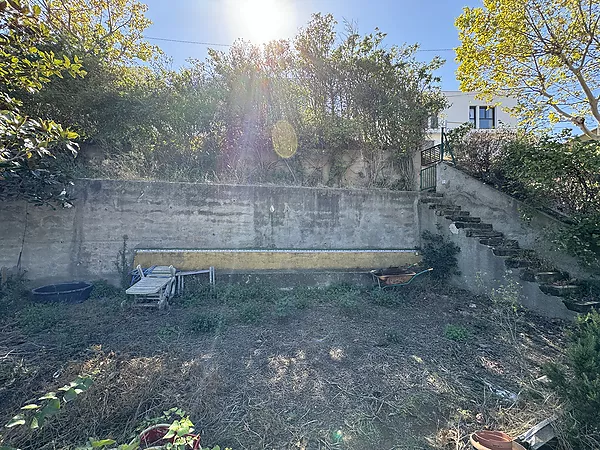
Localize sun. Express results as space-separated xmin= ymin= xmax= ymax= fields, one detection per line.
xmin=236 ymin=0 xmax=292 ymax=44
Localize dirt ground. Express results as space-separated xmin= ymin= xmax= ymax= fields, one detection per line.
xmin=0 ymin=279 xmax=568 ymax=450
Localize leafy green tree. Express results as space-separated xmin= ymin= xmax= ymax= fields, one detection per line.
xmin=33 ymin=0 xmax=157 ymax=64
xmin=0 ymin=0 xmax=84 ymax=204
xmin=456 ymin=0 xmax=600 ymax=138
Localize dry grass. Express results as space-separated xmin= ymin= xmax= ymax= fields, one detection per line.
xmin=0 ymin=281 xmax=568 ymax=449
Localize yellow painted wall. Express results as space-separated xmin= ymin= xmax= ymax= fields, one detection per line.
xmin=134 ymin=250 xmax=421 ymax=271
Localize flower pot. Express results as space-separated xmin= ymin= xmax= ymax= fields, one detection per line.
xmin=470 ymin=432 xmax=526 ymax=450
xmin=139 ymin=424 xmax=201 ymax=450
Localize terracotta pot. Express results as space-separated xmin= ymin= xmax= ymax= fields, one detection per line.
xmin=470 ymin=432 xmax=526 ymax=450
xmin=139 ymin=424 xmax=201 ymax=450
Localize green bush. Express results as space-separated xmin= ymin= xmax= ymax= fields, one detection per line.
xmin=421 ymin=231 xmax=461 ymax=280
xmin=444 ymin=324 xmax=470 ymax=342
xmin=545 ymin=311 xmax=600 ymax=448
xmin=188 ymin=313 xmax=224 ymax=333
xmin=238 ymin=303 xmax=264 ymax=324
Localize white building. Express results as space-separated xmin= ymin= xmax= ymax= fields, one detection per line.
xmin=427 ymin=91 xmax=518 ymax=145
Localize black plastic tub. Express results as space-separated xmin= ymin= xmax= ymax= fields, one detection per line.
xmin=31 ymin=282 xmax=94 ymax=303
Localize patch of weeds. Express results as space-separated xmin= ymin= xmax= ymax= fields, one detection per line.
xmin=0 ymin=273 xmax=27 ymax=317
xmin=216 ymin=283 xmax=277 ymax=305
xmin=291 ymin=287 xmax=314 ymax=309
xmin=188 ymin=313 xmax=225 ymax=333
xmin=370 ymin=289 xmax=403 ymax=306
xmin=275 ymin=296 xmax=296 ymax=318
xmin=385 ymin=330 xmax=402 ymax=344
xmin=238 ymin=302 xmax=264 ymax=324
xmin=157 ymin=324 xmax=182 ymax=340
xmin=444 ymin=324 xmax=470 ymax=342
xmin=89 ymin=279 xmax=123 ymax=300
xmin=17 ymin=303 xmax=64 ymax=334
xmin=336 ymin=291 xmax=361 ymax=316
xmin=488 ymin=277 xmax=523 ymax=344
xmin=179 ymin=283 xmax=214 ymax=307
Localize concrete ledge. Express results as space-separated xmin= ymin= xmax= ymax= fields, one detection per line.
xmin=133 ymin=249 xmax=421 ymax=272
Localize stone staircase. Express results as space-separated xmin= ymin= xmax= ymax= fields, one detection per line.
xmin=421 ymin=193 xmax=597 ymax=314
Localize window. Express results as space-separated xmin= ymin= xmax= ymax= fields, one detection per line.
xmin=479 ymin=106 xmax=495 ymax=129
xmin=469 ymin=106 xmax=477 ymax=127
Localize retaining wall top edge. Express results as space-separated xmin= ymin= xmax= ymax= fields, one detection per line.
xmin=75 ymin=178 xmax=420 ymax=196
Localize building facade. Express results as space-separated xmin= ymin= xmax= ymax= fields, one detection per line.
xmin=427 ymin=91 xmax=518 ymax=145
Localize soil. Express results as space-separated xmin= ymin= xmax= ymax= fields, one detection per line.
xmin=0 ymin=281 xmax=568 ymax=450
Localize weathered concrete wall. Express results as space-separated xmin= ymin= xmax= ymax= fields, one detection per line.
xmin=436 ymin=163 xmax=595 ymax=280
xmin=0 ymin=179 xmax=419 ymax=283
xmin=419 ymin=204 xmax=575 ymax=320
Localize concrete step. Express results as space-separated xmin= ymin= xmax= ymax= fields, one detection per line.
xmin=505 ymin=258 xmax=532 ymax=269
xmin=455 ymin=222 xmax=493 ymax=230
xmin=493 ymin=248 xmax=535 ymax=257
xmin=435 ymin=208 xmax=463 ymax=216
xmin=421 ymin=197 xmax=447 ymax=204
xmin=465 ymin=230 xmax=504 ymax=238
xmin=540 ymin=284 xmax=584 ymax=298
xmin=480 ymin=238 xmax=519 ymax=248
xmin=535 ymin=271 xmax=569 ymax=284
xmin=448 ymin=216 xmax=481 ymax=222
xmin=428 ymin=202 xmax=455 ymax=209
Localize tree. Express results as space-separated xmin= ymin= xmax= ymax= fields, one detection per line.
xmin=33 ymin=0 xmax=157 ymax=64
xmin=0 ymin=0 xmax=84 ymax=204
xmin=456 ymin=0 xmax=600 ymax=139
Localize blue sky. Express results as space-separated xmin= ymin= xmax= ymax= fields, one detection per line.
xmin=143 ymin=0 xmax=482 ymax=90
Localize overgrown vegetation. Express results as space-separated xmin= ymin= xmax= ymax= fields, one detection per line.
xmin=545 ymin=311 xmax=600 ymax=449
xmin=0 ymin=279 xmax=567 ymax=450
xmin=421 ymin=231 xmax=461 ymax=280
xmin=1 ymin=1 xmax=447 ymax=195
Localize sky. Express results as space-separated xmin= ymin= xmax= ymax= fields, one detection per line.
xmin=142 ymin=0 xmax=483 ymax=90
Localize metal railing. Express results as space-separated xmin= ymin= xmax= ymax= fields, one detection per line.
xmin=419 ymin=128 xmax=455 ymax=191
xmin=420 ymin=165 xmax=437 ymax=191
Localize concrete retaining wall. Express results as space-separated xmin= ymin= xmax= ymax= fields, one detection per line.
xmin=436 ymin=163 xmax=595 ymax=280
xmin=0 ymin=179 xmax=420 ymax=283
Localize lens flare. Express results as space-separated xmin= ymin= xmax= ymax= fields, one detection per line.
xmin=272 ymin=120 xmax=298 ymax=159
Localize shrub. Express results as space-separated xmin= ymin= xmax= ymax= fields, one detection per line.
xmin=188 ymin=313 xmax=224 ymax=333
xmin=444 ymin=324 xmax=470 ymax=342
xmin=448 ymin=124 xmax=518 ymax=186
xmin=421 ymin=231 xmax=461 ymax=280
xmin=238 ymin=303 xmax=264 ymax=324
xmin=545 ymin=311 xmax=600 ymax=449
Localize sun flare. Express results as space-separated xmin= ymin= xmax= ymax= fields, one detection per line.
xmin=236 ymin=0 xmax=292 ymax=44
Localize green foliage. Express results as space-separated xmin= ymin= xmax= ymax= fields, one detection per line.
xmin=545 ymin=311 xmax=600 ymax=449
xmin=188 ymin=313 xmax=224 ymax=334
xmin=17 ymin=303 xmax=63 ymax=333
xmin=274 ymin=295 xmax=296 ymax=318
xmin=32 ymin=11 xmax=445 ymax=188
xmin=0 ymin=0 xmax=84 ymax=204
xmin=444 ymin=324 xmax=470 ymax=342
xmin=238 ymin=302 xmax=264 ymax=324
xmin=89 ymin=279 xmax=124 ymax=300
xmin=499 ymin=135 xmax=600 ymax=271
xmin=455 ymin=0 xmax=600 ymax=138
xmin=421 ymin=231 xmax=461 ymax=280
xmin=5 ymin=376 xmax=92 ymax=431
